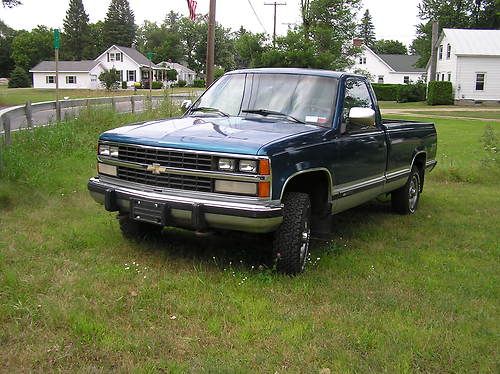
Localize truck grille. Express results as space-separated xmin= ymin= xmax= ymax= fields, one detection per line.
xmin=117 ymin=144 xmax=214 ymax=171
xmin=117 ymin=166 xmax=213 ymax=192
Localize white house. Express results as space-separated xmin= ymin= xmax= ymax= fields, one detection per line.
xmin=157 ymin=61 xmax=197 ymax=85
xmin=350 ymin=39 xmax=426 ymax=84
xmin=30 ymin=45 xmax=175 ymax=89
xmin=427 ymin=28 xmax=500 ymax=103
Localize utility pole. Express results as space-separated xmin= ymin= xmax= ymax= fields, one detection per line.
xmin=264 ymin=2 xmax=286 ymax=46
xmin=54 ymin=29 xmax=61 ymax=122
xmin=147 ymin=52 xmax=153 ymax=100
xmin=429 ymin=20 xmax=439 ymax=82
xmin=206 ymin=0 xmax=216 ymax=87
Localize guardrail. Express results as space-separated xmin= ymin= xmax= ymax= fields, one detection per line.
xmin=0 ymin=93 xmax=198 ymax=146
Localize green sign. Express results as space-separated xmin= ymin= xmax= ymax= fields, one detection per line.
xmin=54 ymin=29 xmax=60 ymax=49
xmin=147 ymin=52 xmax=153 ymax=61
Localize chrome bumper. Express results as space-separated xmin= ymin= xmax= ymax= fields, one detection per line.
xmin=87 ymin=177 xmax=283 ymax=233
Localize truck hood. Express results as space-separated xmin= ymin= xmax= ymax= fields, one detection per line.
xmin=99 ymin=116 xmax=322 ymax=155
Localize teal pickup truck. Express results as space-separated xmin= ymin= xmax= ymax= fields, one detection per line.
xmin=88 ymin=68 xmax=437 ymax=274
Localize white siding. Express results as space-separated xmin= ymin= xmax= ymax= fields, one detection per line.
xmin=433 ymin=34 xmax=458 ymax=84
xmin=455 ymin=56 xmax=500 ymax=101
xmin=96 ymin=46 xmax=141 ymax=86
xmin=33 ymin=72 xmax=93 ymax=89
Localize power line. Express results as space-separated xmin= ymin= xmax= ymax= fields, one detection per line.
xmin=247 ymin=0 xmax=268 ymax=34
xmin=264 ymin=2 xmax=286 ymax=45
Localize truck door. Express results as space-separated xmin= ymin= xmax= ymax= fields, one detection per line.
xmin=331 ymin=78 xmax=387 ymax=213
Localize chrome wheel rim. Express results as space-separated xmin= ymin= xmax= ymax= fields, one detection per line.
xmin=299 ymin=219 xmax=311 ymax=270
xmin=408 ymin=174 xmax=419 ymax=212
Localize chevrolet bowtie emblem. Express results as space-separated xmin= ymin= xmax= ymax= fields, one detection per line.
xmin=146 ymin=163 xmax=167 ymax=175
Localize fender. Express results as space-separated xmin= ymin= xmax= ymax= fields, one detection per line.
xmin=279 ymin=167 xmax=334 ymax=203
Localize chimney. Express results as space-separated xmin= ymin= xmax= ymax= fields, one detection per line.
xmin=353 ymin=38 xmax=364 ymax=47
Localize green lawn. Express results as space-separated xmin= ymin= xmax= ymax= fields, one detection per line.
xmin=378 ymin=101 xmax=432 ymax=109
xmin=0 ymin=86 xmax=200 ymax=107
xmin=400 ymin=110 xmax=500 ymax=120
xmin=0 ymin=111 xmax=498 ymax=372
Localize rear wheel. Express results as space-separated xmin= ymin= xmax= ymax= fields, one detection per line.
xmin=273 ymin=192 xmax=311 ymax=275
xmin=391 ymin=167 xmax=421 ymax=214
xmin=118 ymin=214 xmax=163 ymax=240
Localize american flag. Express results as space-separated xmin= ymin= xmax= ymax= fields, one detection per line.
xmin=187 ymin=0 xmax=197 ymax=21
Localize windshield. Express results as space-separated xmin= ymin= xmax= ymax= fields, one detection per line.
xmin=190 ymin=73 xmax=338 ymax=125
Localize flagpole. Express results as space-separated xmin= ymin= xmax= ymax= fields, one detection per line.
xmin=206 ymin=0 xmax=216 ymax=87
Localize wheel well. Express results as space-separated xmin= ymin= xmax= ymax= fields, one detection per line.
xmin=413 ymin=153 xmax=426 ymax=191
xmin=281 ymin=171 xmax=331 ymax=216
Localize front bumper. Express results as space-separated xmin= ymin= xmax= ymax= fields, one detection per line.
xmin=87 ymin=177 xmax=283 ymax=233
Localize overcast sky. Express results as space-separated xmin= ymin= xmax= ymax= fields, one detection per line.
xmin=1 ymin=0 xmax=421 ymax=47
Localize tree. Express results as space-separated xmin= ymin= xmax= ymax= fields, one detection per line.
xmin=234 ymin=27 xmax=267 ymax=68
xmin=357 ymin=9 xmax=375 ymax=48
xmin=62 ymin=0 xmax=90 ymax=60
xmin=11 ymin=26 xmax=53 ymax=71
xmin=103 ymin=0 xmax=136 ymax=48
xmin=8 ymin=66 xmax=30 ymax=87
xmin=2 ymin=0 xmax=21 ymax=7
xmin=373 ymin=39 xmax=408 ymax=54
xmin=0 ymin=20 xmax=17 ymax=77
xmin=86 ymin=22 xmax=105 ymax=58
xmin=166 ymin=68 xmax=177 ymax=82
xmin=99 ymin=68 xmax=120 ymax=90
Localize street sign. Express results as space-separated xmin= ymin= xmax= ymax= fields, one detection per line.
xmin=54 ymin=29 xmax=60 ymax=49
xmin=147 ymin=52 xmax=153 ymax=61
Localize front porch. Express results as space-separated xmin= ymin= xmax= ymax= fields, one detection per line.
xmin=140 ymin=66 xmax=168 ymax=88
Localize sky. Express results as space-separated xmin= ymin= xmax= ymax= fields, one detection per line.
xmin=0 ymin=0 xmax=422 ymax=47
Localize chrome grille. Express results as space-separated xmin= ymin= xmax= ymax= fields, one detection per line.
xmin=117 ymin=145 xmax=214 ymax=171
xmin=117 ymin=166 xmax=213 ymax=192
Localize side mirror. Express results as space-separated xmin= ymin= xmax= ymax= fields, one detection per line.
xmin=348 ymin=107 xmax=375 ymax=127
xmin=181 ymin=99 xmax=192 ymax=110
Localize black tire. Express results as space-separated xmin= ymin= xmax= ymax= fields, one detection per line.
xmin=391 ymin=167 xmax=421 ymax=215
xmin=118 ymin=214 xmax=163 ymax=240
xmin=273 ymin=192 xmax=312 ymax=275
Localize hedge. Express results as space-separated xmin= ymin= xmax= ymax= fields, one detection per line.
xmin=427 ymin=81 xmax=453 ymax=105
xmin=372 ymin=83 xmax=401 ymax=101
xmin=193 ymin=78 xmax=205 ymax=88
xmin=372 ymin=83 xmax=427 ymax=103
xmin=8 ymin=66 xmax=31 ymax=88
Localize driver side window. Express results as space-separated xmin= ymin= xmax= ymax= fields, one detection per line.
xmin=342 ymin=79 xmax=375 ymax=132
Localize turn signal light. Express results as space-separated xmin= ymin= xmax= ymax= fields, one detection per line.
xmin=259 ymin=159 xmax=270 ymax=175
xmin=258 ymin=182 xmax=270 ymax=198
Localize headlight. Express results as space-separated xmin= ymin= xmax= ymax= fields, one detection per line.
xmin=239 ymin=160 xmax=257 ymax=173
xmin=99 ymin=144 xmax=118 ymax=157
xmin=218 ymin=158 xmax=236 ymax=171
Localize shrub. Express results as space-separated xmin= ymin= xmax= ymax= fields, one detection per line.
xmin=121 ymin=81 xmax=128 ymax=89
xmin=372 ymin=83 xmax=401 ymax=101
xmin=178 ymin=80 xmax=187 ymax=87
xmin=427 ymin=81 xmax=453 ymax=105
xmin=133 ymin=82 xmax=141 ymax=89
xmin=8 ymin=66 xmax=30 ymax=88
xmin=151 ymin=81 xmax=163 ymax=89
xmin=398 ymin=82 xmax=427 ymax=103
xmin=193 ymin=78 xmax=205 ymax=88
xmin=99 ymin=68 xmax=120 ymax=91
xmin=166 ymin=69 xmax=178 ymax=82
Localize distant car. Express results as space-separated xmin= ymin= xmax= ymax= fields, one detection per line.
xmin=88 ymin=68 xmax=437 ymax=274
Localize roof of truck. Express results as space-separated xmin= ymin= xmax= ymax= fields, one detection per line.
xmin=227 ymin=68 xmax=351 ymax=78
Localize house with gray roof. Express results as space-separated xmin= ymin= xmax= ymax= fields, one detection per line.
xmin=350 ymin=39 xmax=426 ymax=84
xmin=30 ymin=45 xmax=175 ymax=89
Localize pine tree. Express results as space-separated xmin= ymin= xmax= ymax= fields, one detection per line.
xmin=357 ymin=9 xmax=375 ymax=48
xmin=63 ymin=0 xmax=90 ymax=60
xmin=103 ymin=0 xmax=136 ymax=48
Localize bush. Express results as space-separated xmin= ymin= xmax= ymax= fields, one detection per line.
xmin=99 ymin=68 xmax=120 ymax=91
xmin=177 ymin=80 xmax=187 ymax=87
xmin=193 ymin=78 xmax=205 ymax=88
xmin=372 ymin=84 xmax=401 ymax=101
xmin=151 ymin=81 xmax=163 ymax=89
xmin=166 ymin=69 xmax=178 ymax=82
xmin=427 ymin=81 xmax=453 ymax=105
xmin=398 ymin=82 xmax=427 ymax=103
xmin=133 ymin=82 xmax=141 ymax=89
xmin=121 ymin=81 xmax=128 ymax=89
xmin=8 ymin=66 xmax=30 ymax=88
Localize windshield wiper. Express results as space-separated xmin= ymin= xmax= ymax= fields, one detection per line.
xmin=189 ymin=106 xmax=229 ymax=117
xmin=242 ymin=109 xmax=305 ymax=124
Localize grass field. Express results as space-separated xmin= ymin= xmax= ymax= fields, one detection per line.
xmin=0 ymin=85 xmax=199 ymax=107
xmin=0 ymin=109 xmax=499 ymax=372
xmin=398 ymin=110 xmax=500 ymax=120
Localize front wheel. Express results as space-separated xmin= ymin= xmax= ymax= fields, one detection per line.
xmin=273 ymin=192 xmax=311 ymax=275
xmin=391 ymin=167 xmax=421 ymax=214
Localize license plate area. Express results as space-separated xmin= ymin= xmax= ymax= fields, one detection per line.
xmin=130 ymin=199 xmax=166 ymax=226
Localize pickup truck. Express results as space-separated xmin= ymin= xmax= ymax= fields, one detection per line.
xmin=88 ymin=68 xmax=437 ymax=274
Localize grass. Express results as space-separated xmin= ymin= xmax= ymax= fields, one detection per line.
xmin=378 ymin=101 xmax=432 ymax=109
xmin=399 ymin=110 xmax=500 ymax=120
xmin=0 ymin=85 xmax=200 ymax=107
xmin=0 ymin=110 xmax=499 ymax=372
